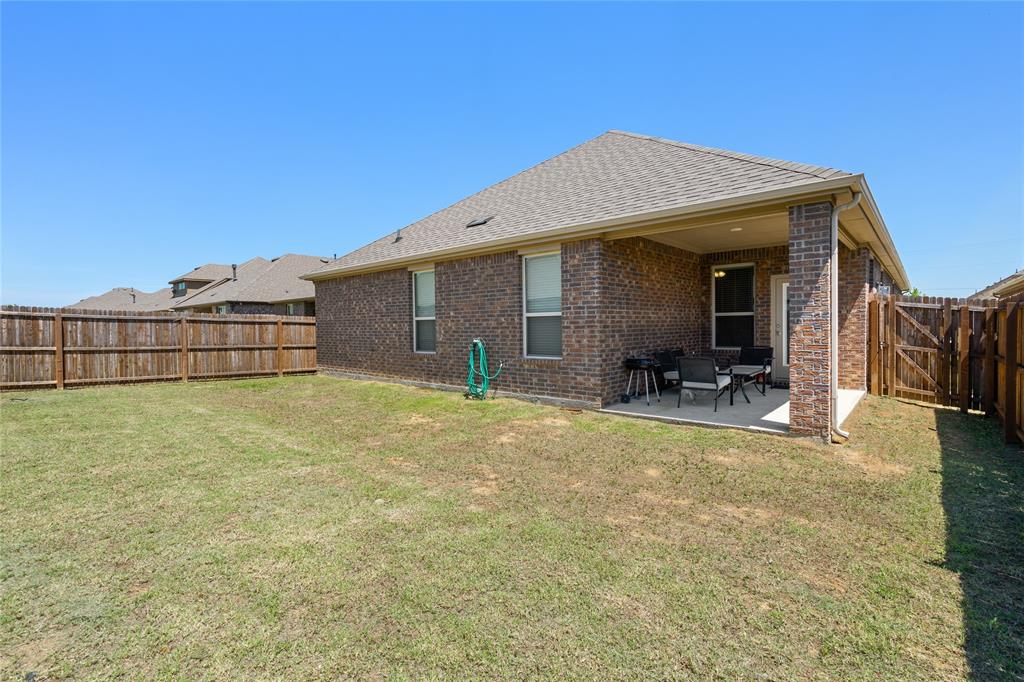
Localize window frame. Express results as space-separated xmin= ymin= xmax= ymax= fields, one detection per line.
xmin=411 ymin=269 xmax=436 ymax=354
xmin=522 ymin=251 xmax=563 ymax=360
xmin=711 ymin=262 xmax=755 ymax=351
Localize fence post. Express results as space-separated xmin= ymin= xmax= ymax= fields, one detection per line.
xmin=958 ymin=305 xmax=970 ymax=413
xmin=886 ymin=295 xmax=896 ymax=396
xmin=1004 ymin=303 xmax=1019 ymax=444
xmin=983 ymin=307 xmax=996 ymax=416
xmin=181 ymin=317 xmax=189 ymax=383
xmin=940 ymin=299 xmax=952 ymax=406
xmin=54 ymin=312 xmax=64 ymax=390
xmin=868 ymin=297 xmax=880 ymax=395
xmin=277 ymin=318 xmax=284 ymax=377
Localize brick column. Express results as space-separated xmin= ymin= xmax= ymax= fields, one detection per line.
xmin=788 ymin=201 xmax=833 ymax=439
xmin=837 ymin=246 xmax=871 ymax=390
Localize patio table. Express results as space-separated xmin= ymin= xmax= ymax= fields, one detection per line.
xmin=723 ymin=364 xmax=768 ymax=403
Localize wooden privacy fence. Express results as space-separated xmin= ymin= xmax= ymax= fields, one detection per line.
xmin=868 ymin=293 xmax=1023 ymax=444
xmin=0 ymin=305 xmax=316 ymax=390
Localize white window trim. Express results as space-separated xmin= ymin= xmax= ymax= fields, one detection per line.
xmin=711 ymin=262 xmax=755 ymax=351
xmin=522 ymin=251 xmax=562 ymax=360
xmin=412 ymin=269 xmax=436 ymax=354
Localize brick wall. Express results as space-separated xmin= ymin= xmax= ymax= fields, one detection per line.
xmin=316 ymin=237 xmax=706 ymax=406
xmin=230 ymin=302 xmax=278 ymax=315
xmin=701 ymin=246 xmax=788 ymax=356
xmin=228 ymin=302 xmax=314 ymax=315
xmin=315 ymin=240 xmax=606 ymax=404
xmin=837 ymin=246 xmax=870 ymax=390
xmin=787 ymin=202 xmax=833 ymax=439
xmin=869 ymin=254 xmax=898 ymax=293
xmin=316 ymin=216 xmax=881 ymax=439
xmin=597 ymin=238 xmax=702 ymax=403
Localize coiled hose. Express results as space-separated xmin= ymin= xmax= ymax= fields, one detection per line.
xmin=465 ymin=338 xmax=503 ymax=399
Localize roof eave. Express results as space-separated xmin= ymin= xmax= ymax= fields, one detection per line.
xmin=847 ymin=175 xmax=910 ymax=291
xmin=307 ymin=176 xmax=911 ymax=284
xmin=303 ymin=176 xmax=884 ymax=281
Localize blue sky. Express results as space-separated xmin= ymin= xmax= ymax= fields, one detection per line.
xmin=2 ymin=2 xmax=1022 ymax=306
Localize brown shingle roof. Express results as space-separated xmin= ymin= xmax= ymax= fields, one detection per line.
xmin=306 ymin=130 xmax=853 ymax=278
xmin=232 ymin=254 xmax=332 ymax=302
xmin=169 ymin=263 xmax=234 ymax=283
xmin=68 ymin=287 xmax=175 ymax=312
xmin=172 ymin=254 xmax=330 ymax=308
xmin=970 ymin=269 xmax=1024 ymax=299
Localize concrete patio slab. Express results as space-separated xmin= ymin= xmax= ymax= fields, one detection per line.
xmin=598 ymin=387 xmax=866 ymax=435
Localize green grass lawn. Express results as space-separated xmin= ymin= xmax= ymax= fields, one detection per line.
xmin=1 ymin=376 xmax=1021 ymax=680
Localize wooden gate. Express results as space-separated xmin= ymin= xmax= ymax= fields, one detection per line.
xmin=869 ymin=293 xmax=1023 ymax=444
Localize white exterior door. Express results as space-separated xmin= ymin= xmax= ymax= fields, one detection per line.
xmin=771 ymin=275 xmax=790 ymax=381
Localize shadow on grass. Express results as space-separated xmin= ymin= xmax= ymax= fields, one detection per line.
xmin=935 ymin=409 xmax=1024 ymax=680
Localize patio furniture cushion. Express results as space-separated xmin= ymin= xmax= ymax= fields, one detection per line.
xmin=654 ymin=350 xmax=679 ymax=382
xmin=676 ymin=356 xmax=733 ymax=411
xmin=681 ymin=375 xmax=731 ymax=391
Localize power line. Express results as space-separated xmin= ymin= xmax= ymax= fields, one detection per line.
xmin=901 ymin=238 xmax=1021 ymax=255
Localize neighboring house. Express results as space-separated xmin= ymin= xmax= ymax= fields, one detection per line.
xmin=304 ymin=130 xmax=909 ymax=440
xmin=69 ymin=254 xmax=329 ymax=315
xmin=70 ymin=286 xmax=175 ymax=311
xmin=970 ymin=269 xmax=1024 ymax=300
xmin=169 ymin=262 xmax=236 ymax=299
xmin=171 ymin=253 xmax=330 ymax=315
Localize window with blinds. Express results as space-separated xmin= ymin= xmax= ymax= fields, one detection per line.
xmin=713 ymin=264 xmax=754 ymax=348
xmin=523 ymin=253 xmax=562 ymax=358
xmin=413 ymin=270 xmax=436 ymax=353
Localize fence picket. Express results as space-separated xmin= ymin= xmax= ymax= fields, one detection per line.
xmin=0 ymin=305 xmax=315 ymax=390
xmin=959 ymin=305 xmax=970 ymax=413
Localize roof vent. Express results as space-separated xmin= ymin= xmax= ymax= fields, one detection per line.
xmin=393 ymin=228 xmax=402 ymax=243
xmin=466 ymin=216 xmax=493 ymax=228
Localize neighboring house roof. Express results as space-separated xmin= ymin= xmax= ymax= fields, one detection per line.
xmin=231 ymin=253 xmax=332 ymax=303
xmin=172 ymin=254 xmax=330 ymax=308
xmin=304 ymin=130 xmax=907 ymax=285
xmin=169 ymin=263 xmax=234 ymax=283
xmin=69 ymin=287 xmax=175 ymax=312
xmin=970 ymin=269 xmax=1024 ymax=299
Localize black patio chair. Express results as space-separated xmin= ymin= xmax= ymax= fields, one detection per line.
xmin=654 ymin=350 xmax=678 ymax=389
xmin=738 ymin=346 xmax=774 ymax=395
xmin=677 ymin=356 xmax=733 ymax=412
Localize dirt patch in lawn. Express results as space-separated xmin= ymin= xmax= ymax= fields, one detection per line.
xmin=834 ymin=448 xmax=911 ymax=477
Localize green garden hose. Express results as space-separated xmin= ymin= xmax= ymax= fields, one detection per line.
xmin=465 ymin=338 xmax=503 ymax=399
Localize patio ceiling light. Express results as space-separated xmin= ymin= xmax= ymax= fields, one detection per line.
xmin=714 ymin=270 xmax=727 ymax=278
xmin=730 ymin=227 xmax=743 ymax=232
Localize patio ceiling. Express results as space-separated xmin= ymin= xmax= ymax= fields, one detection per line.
xmin=641 ymin=211 xmax=789 ymax=254
xmin=609 ymin=193 xmax=884 ymax=261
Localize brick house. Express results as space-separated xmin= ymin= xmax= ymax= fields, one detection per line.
xmin=303 ymin=131 xmax=908 ymax=440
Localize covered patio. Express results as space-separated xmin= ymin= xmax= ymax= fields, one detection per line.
xmin=600 ymin=385 xmax=866 ymax=435
xmin=594 ymin=185 xmax=903 ymax=440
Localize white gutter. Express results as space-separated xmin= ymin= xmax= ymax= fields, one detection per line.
xmin=831 ymin=192 xmax=862 ymax=440
xmin=847 ymin=177 xmax=910 ymax=291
